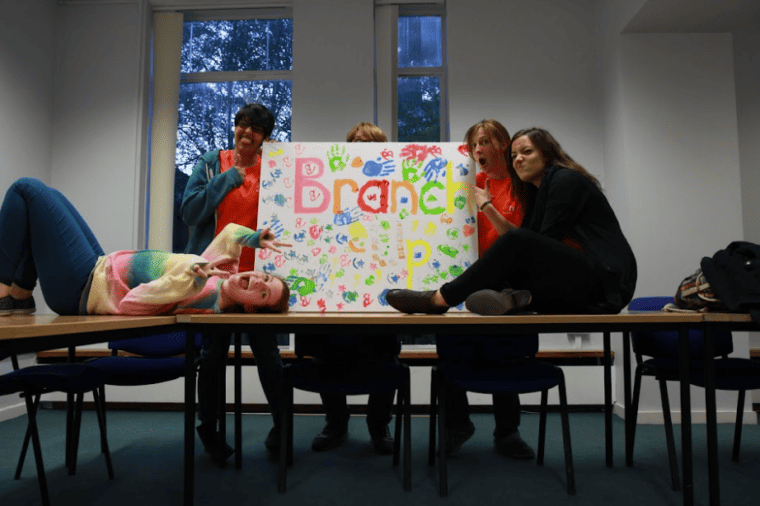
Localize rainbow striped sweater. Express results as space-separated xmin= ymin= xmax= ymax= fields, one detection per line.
xmin=83 ymin=224 xmax=263 ymax=315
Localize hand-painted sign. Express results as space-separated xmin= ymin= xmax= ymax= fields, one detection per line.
xmin=256 ymin=142 xmax=478 ymax=312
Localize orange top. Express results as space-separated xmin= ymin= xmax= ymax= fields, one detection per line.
xmin=215 ymin=150 xmax=261 ymax=272
xmin=476 ymin=172 xmax=524 ymax=255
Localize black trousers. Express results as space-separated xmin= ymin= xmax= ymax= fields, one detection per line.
xmin=440 ymin=228 xmax=603 ymax=313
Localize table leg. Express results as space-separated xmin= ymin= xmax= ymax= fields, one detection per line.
xmin=704 ymin=324 xmax=720 ymax=506
xmin=604 ymin=331 xmax=613 ymax=467
xmin=678 ymin=326 xmax=693 ymax=506
xmin=184 ymin=328 xmax=195 ymax=506
xmin=623 ymin=331 xmax=632 ymax=467
xmin=235 ymin=332 xmax=242 ymax=470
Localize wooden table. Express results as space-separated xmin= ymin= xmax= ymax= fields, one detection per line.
xmin=177 ymin=311 xmax=708 ymax=506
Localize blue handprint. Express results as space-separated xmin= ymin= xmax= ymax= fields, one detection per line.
xmin=423 ymin=157 xmax=448 ymax=182
xmin=362 ymin=157 xmax=395 ymax=177
xmin=456 ymin=162 xmax=469 ymax=176
xmin=333 ymin=206 xmax=362 ymax=226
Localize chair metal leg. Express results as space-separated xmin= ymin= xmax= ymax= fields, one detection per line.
xmin=437 ymin=374 xmax=448 ymax=498
xmin=629 ymin=366 xmax=644 ymax=463
xmin=68 ymin=392 xmax=85 ymax=476
xmin=428 ymin=367 xmax=437 ymax=467
xmin=558 ymin=374 xmax=576 ymax=495
xmin=23 ymin=391 xmax=51 ymax=506
xmin=234 ymin=332 xmax=242 ymax=470
xmin=537 ymin=389 xmax=548 ymax=466
xmin=659 ymin=377 xmax=680 ymax=491
xmin=278 ymin=375 xmax=296 ymax=493
xmin=392 ymin=385 xmax=402 ymax=467
xmin=93 ymin=387 xmax=115 ymax=479
xmin=732 ymin=390 xmax=745 ymax=462
xmin=403 ymin=366 xmax=411 ymax=492
xmin=15 ymin=393 xmax=41 ymax=479
xmin=99 ymin=386 xmax=108 ymax=454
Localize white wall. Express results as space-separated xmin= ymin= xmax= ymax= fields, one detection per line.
xmin=50 ymin=0 xmax=148 ymax=256
xmin=291 ymin=0 xmax=375 ymax=141
xmin=0 ymin=0 xmax=57 ymax=420
xmin=0 ymin=0 xmax=56 ymax=192
xmin=734 ymin=32 xmax=760 ymax=353
xmin=448 ymin=0 xmax=603 ymax=180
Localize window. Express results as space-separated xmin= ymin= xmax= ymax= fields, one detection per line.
xmin=173 ymin=10 xmax=293 ymax=253
xmin=396 ymin=5 xmax=447 ymax=142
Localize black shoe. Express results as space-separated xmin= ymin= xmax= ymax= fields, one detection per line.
xmin=369 ymin=426 xmax=394 ymax=455
xmin=445 ymin=420 xmax=475 ymax=455
xmin=386 ymin=289 xmax=449 ymax=315
xmin=197 ymin=423 xmax=234 ymax=467
xmin=495 ymin=431 xmax=535 ymax=460
xmin=312 ymin=424 xmax=348 ymax=452
xmin=264 ymin=426 xmax=279 ymax=453
xmin=465 ymin=289 xmax=532 ymax=316
xmin=0 ymin=295 xmax=35 ymax=316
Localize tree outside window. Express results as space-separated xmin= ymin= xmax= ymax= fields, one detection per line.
xmin=173 ymin=15 xmax=292 ymax=253
xmin=397 ymin=8 xmax=447 ymax=143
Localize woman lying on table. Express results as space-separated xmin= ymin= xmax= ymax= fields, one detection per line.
xmin=0 ymin=177 xmax=290 ymax=316
xmin=387 ymin=127 xmax=637 ymax=316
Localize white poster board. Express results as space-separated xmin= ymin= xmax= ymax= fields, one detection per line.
xmin=256 ymin=142 xmax=478 ymax=312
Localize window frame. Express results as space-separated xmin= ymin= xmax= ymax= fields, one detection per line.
xmin=394 ymin=3 xmax=449 ymax=142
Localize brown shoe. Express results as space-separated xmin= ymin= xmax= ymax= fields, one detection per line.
xmin=386 ymin=289 xmax=449 ymax=315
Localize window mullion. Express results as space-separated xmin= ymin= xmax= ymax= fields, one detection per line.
xmin=181 ymin=70 xmax=293 ymax=83
xmin=397 ymin=67 xmax=444 ymax=77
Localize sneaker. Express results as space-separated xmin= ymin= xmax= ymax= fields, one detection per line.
xmin=311 ymin=424 xmax=348 ymax=452
xmin=264 ymin=425 xmax=280 ymax=453
xmin=0 ymin=295 xmax=35 ymax=316
xmin=495 ymin=431 xmax=535 ymax=460
xmin=465 ymin=289 xmax=531 ymax=316
xmin=369 ymin=426 xmax=394 ymax=455
xmin=445 ymin=420 xmax=476 ymax=455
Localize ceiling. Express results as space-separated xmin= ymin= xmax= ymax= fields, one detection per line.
xmin=624 ymin=0 xmax=760 ymax=33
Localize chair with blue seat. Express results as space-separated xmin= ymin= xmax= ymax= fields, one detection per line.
xmin=429 ymin=334 xmax=575 ymax=497
xmin=1 ymin=353 xmax=113 ymax=506
xmin=278 ymin=333 xmax=411 ymax=493
xmin=86 ymin=331 xmax=209 ymax=441
xmin=628 ymin=296 xmax=760 ymax=491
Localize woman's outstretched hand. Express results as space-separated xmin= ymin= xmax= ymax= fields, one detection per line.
xmin=192 ymin=258 xmax=232 ymax=279
xmin=258 ymin=227 xmax=292 ymax=253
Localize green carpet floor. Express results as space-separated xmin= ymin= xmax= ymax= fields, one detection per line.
xmin=1 ymin=409 xmax=759 ymax=506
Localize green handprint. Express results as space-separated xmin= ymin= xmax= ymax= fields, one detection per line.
xmin=401 ymin=158 xmax=424 ymax=183
xmin=328 ymin=144 xmax=349 ymax=173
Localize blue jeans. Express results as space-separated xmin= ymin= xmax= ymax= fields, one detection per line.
xmin=0 ymin=178 xmax=102 ymax=314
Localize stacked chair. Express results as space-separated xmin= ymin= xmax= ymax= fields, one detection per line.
xmin=428 ymin=334 xmax=575 ymax=496
xmin=628 ymin=296 xmax=760 ymax=491
xmin=1 ymin=353 xmax=113 ymax=506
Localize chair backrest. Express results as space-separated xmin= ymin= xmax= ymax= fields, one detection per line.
xmin=108 ymin=332 xmax=201 ymax=358
xmin=628 ymin=296 xmax=733 ymax=359
xmin=294 ymin=333 xmax=401 ymax=363
xmin=435 ymin=333 xmax=539 ymax=362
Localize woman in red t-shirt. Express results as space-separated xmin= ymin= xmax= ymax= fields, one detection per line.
xmin=437 ymin=119 xmax=537 ymax=460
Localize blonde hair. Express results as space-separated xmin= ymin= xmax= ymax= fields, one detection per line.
xmin=346 ymin=122 xmax=388 ymax=142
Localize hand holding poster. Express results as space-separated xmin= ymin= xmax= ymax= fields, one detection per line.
xmin=256 ymin=142 xmax=478 ymax=312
